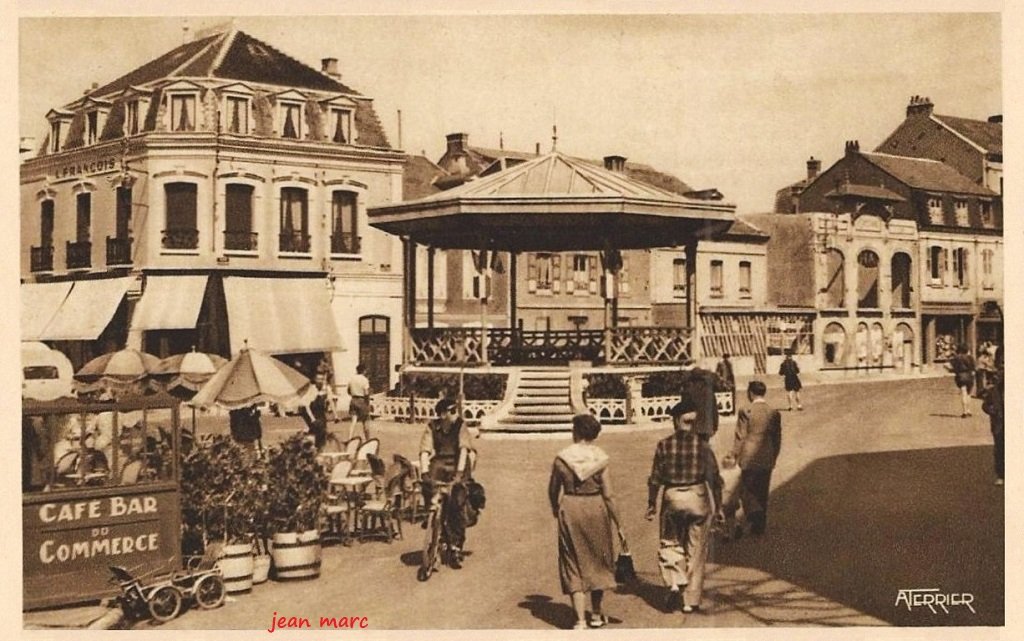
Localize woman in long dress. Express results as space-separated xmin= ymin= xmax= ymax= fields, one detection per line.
xmin=548 ymin=414 xmax=626 ymax=629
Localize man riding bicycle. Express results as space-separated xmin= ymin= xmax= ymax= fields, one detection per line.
xmin=419 ymin=398 xmax=475 ymax=570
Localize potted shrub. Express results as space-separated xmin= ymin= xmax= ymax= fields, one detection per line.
xmin=180 ymin=435 xmax=266 ymax=594
xmin=265 ymin=434 xmax=326 ymax=581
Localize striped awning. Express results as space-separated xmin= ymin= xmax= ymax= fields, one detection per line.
xmin=223 ymin=276 xmax=344 ymax=355
xmin=21 ymin=281 xmax=73 ymax=340
xmin=34 ymin=277 xmax=133 ymax=341
xmin=131 ymin=275 xmax=209 ymax=330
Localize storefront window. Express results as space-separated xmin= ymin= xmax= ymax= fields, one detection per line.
xmin=823 ymin=322 xmax=846 ymax=366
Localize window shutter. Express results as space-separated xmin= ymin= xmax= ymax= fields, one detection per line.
xmin=620 ymin=254 xmax=630 ymax=294
xmin=527 ymin=253 xmax=537 ymax=293
xmin=962 ymin=249 xmax=969 ymax=287
xmin=552 ymin=255 xmax=562 ymax=293
xmin=926 ymin=247 xmax=932 ymax=279
xmin=941 ymin=248 xmax=949 ymax=285
xmin=589 ymin=255 xmax=598 ymax=293
xmin=566 ymin=279 xmax=575 ymax=293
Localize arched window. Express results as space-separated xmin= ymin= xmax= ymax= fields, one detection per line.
xmin=857 ymin=250 xmax=879 ymax=308
xmin=822 ymin=249 xmax=845 ymax=308
xmin=823 ymin=322 xmax=847 ymax=366
xmin=891 ymin=252 xmax=912 ymax=309
xmin=331 ymin=191 xmax=359 ymax=254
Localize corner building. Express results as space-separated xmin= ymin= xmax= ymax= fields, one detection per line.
xmin=20 ymin=29 xmax=406 ymax=392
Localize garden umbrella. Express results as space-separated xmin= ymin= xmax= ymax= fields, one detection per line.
xmin=153 ymin=348 xmax=229 ymax=393
xmin=190 ymin=346 xmax=315 ymax=411
xmin=74 ymin=347 xmax=161 ymax=396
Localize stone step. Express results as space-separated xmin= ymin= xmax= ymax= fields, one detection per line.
xmin=511 ymin=404 xmax=574 ymax=415
xmin=514 ymin=396 xmax=570 ymax=405
xmin=519 ymin=372 xmax=571 ymax=380
xmin=502 ymin=413 xmax=576 ymax=423
xmin=517 ymin=380 xmax=570 ymax=389
xmin=487 ymin=423 xmax=573 ymax=433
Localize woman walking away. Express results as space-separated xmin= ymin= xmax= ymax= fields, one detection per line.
xmin=779 ymin=350 xmax=802 ymax=411
xmin=949 ymin=344 xmax=976 ymax=418
xmin=549 ymin=414 xmax=627 ymax=630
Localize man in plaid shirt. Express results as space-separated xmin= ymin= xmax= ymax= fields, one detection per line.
xmin=646 ymin=398 xmax=722 ymax=615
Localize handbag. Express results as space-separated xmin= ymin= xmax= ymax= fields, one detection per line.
xmin=614 ymin=536 xmax=636 ymax=583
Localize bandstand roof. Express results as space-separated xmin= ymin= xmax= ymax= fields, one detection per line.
xmin=369 ymin=151 xmax=736 ymax=252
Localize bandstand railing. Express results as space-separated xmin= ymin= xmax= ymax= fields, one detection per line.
xmin=409 ymin=326 xmax=693 ymax=366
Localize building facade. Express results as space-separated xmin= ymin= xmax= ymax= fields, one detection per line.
xmin=21 ymin=29 xmax=406 ymax=392
xmin=791 ymin=138 xmax=1001 ymax=367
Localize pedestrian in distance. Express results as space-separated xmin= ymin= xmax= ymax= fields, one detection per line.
xmin=975 ymin=342 xmax=995 ymax=397
xmin=948 ymin=344 xmax=976 ymax=418
xmin=679 ymin=359 xmax=720 ymax=439
xmin=303 ymin=372 xmax=330 ymax=449
xmin=548 ymin=413 xmax=626 ymax=630
xmin=779 ymin=350 xmax=802 ymax=411
xmin=715 ymin=353 xmax=736 ymax=392
xmin=730 ymin=380 xmax=782 ymax=537
xmin=647 ymin=399 xmax=722 ymax=615
xmin=347 ymin=364 xmax=372 ymax=440
xmin=981 ymin=368 xmax=1004 ymax=486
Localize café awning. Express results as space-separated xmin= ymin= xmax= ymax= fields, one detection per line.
xmin=222 ymin=276 xmax=344 ymax=355
xmin=21 ymin=281 xmax=73 ymax=340
xmin=130 ymin=275 xmax=209 ymax=330
xmin=37 ymin=277 xmax=133 ymax=341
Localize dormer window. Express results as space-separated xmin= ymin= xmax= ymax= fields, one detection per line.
xmin=927 ymin=196 xmax=943 ymax=225
xmin=86 ymin=111 xmax=100 ymax=144
xmin=954 ymin=199 xmax=969 ymax=226
xmin=169 ymin=93 xmax=197 ymax=132
xmin=280 ymin=102 xmax=303 ymax=139
xmin=125 ymin=100 xmax=141 ymax=135
xmin=46 ymin=109 xmax=74 ymax=153
xmin=981 ymin=201 xmax=994 ymax=228
xmin=225 ymin=96 xmax=250 ymax=134
xmin=329 ymin=108 xmax=353 ymax=144
xmin=50 ymin=121 xmax=63 ymax=153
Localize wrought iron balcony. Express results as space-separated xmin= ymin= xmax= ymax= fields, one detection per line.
xmin=224 ymin=230 xmax=258 ymax=251
xmin=30 ymin=245 xmax=54 ymax=272
xmin=162 ymin=228 xmax=199 ymax=250
xmin=331 ymin=232 xmax=361 ymax=254
xmin=279 ymin=231 xmax=311 ymax=253
xmin=106 ymin=236 xmax=133 ymax=266
xmin=66 ymin=241 xmax=92 ymax=269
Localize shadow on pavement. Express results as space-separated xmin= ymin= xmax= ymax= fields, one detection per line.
xmin=518 ymin=594 xmax=576 ymax=629
xmin=713 ymin=445 xmax=1003 ymax=626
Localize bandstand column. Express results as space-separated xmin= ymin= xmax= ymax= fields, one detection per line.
xmin=427 ymin=246 xmax=435 ymax=330
xmin=685 ymin=240 xmax=699 ymax=360
xmin=401 ymin=238 xmax=413 ymax=365
xmin=509 ymin=252 xmax=518 ymax=333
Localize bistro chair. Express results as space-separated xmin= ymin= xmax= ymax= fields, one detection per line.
xmin=342 ymin=437 xmax=362 ymax=461
xmin=323 ymin=460 xmax=354 ymax=544
xmin=356 ymin=462 xmax=409 ymax=543
xmin=391 ymin=453 xmax=424 ymax=522
xmin=351 ymin=438 xmax=380 ymax=475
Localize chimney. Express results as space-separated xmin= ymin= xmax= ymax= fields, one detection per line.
xmin=603 ymin=155 xmax=627 ymax=173
xmin=806 ymin=156 xmax=821 ymax=181
xmin=321 ymin=58 xmax=341 ymax=81
xmin=83 ymin=81 xmax=99 ymax=96
xmin=844 ymin=140 xmax=860 ymax=156
xmin=19 ymin=137 xmax=36 ymax=161
xmin=906 ymin=95 xmax=934 ymax=118
xmin=535 ymin=142 xmax=540 ymax=155
xmin=445 ymin=132 xmax=469 ymax=157
xmin=988 ymin=114 xmax=1002 ymax=124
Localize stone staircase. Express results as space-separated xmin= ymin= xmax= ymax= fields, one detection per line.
xmin=493 ymin=368 xmax=576 ymax=432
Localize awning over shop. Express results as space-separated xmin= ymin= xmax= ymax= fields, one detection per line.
xmin=36 ymin=277 xmax=133 ymax=341
xmin=131 ymin=275 xmax=209 ymax=330
xmin=223 ymin=276 xmax=344 ymax=355
xmin=21 ymin=281 xmax=73 ymax=340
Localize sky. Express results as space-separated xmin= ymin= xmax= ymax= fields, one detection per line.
xmin=18 ymin=12 xmax=1001 ymax=214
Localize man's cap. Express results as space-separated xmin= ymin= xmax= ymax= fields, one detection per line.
xmin=668 ymin=398 xmax=698 ymax=418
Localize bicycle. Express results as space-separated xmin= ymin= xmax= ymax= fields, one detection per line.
xmin=416 ymin=479 xmax=461 ymax=582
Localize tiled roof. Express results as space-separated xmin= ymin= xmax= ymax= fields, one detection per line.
xmin=403 ymin=155 xmax=447 ymax=201
xmin=934 ymin=114 xmax=1002 ymax=155
xmin=86 ymin=30 xmax=358 ymax=103
xmin=824 ymin=183 xmax=907 ymax=202
xmin=727 ymin=217 xmax=769 ymax=238
xmin=88 ymin=33 xmax=224 ymax=99
xmin=861 ymin=152 xmax=996 ymax=196
xmin=464 ymin=142 xmax=696 ymax=197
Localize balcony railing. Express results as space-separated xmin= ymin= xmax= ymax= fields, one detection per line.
xmin=224 ymin=230 xmax=258 ymax=251
xmin=106 ymin=236 xmax=133 ymax=266
xmin=162 ymin=228 xmax=199 ymax=250
xmin=66 ymin=241 xmax=92 ymax=269
xmin=30 ymin=245 xmax=54 ymax=272
xmin=279 ymin=231 xmax=311 ymax=253
xmin=331 ymin=232 xmax=361 ymax=254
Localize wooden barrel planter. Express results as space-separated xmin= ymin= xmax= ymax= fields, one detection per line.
xmin=271 ymin=531 xmax=321 ymax=581
xmin=218 ymin=542 xmax=255 ymax=594
xmin=253 ymin=554 xmax=271 ymax=585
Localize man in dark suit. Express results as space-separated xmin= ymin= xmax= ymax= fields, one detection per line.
xmin=729 ymin=380 xmax=782 ymax=536
xmin=679 ymin=361 xmax=720 ymax=439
